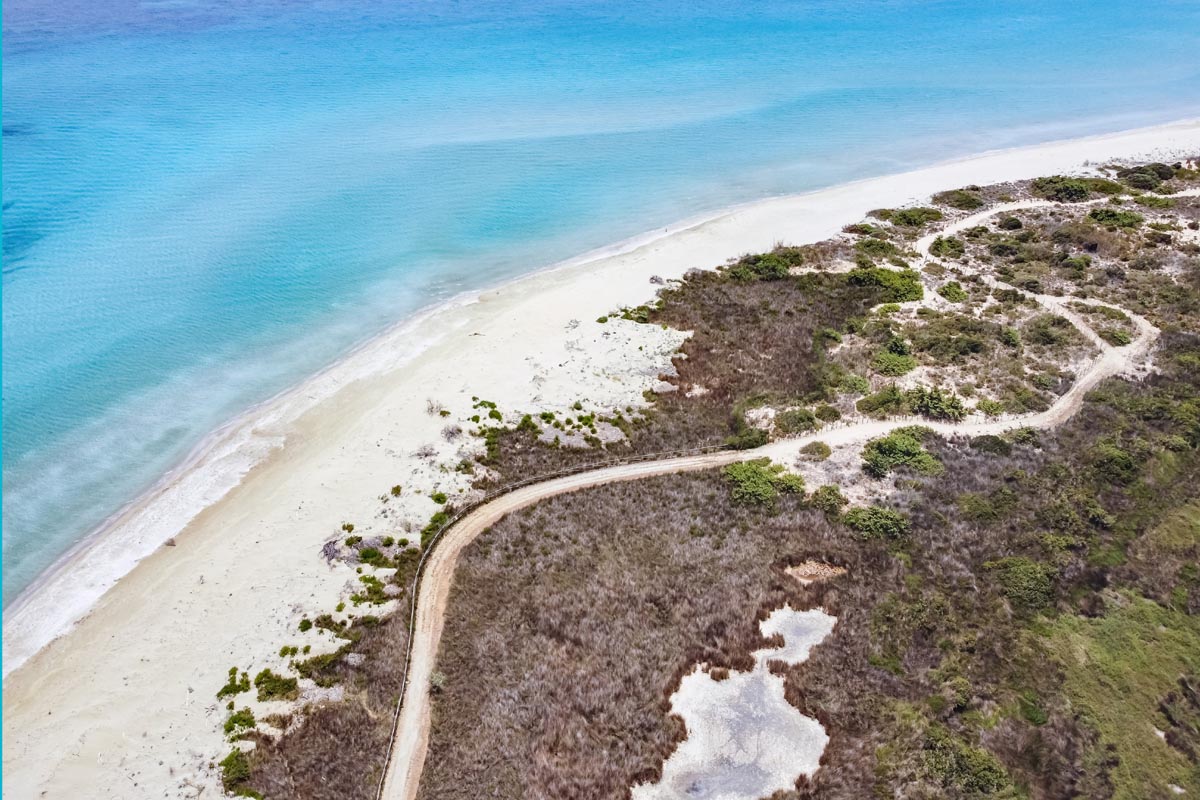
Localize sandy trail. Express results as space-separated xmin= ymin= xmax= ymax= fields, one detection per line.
xmin=380 ymin=195 xmax=1170 ymax=798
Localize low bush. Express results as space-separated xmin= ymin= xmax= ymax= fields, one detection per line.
xmin=922 ymin=725 xmax=1012 ymax=793
xmin=253 ymin=669 xmax=299 ymax=702
xmin=888 ymin=207 xmax=944 ymax=227
xmin=984 ymin=557 xmax=1055 ymax=613
xmin=723 ymin=459 xmax=804 ymax=507
xmin=975 ymin=398 xmax=1004 ymax=416
xmin=932 ymin=189 xmax=984 ymax=210
xmin=810 ymin=483 xmax=848 ymax=514
xmin=800 ymin=440 xmax=832 ymax=460
xmin=217 ymin=667 xmax=251 ymax=699
xmin=937 ymin=281 xmax=968 ymax=303
xmin=929 ymin=236 xmax=965 ymax=259
xmin=862 ymin=427 xmax=943 ymax=477
xmin=907 ymin=386 xmax=967 ymax=421
xmin=1099 ymin=328 xmax=1132 ymax=346
xmin=727 ymin=251 xmax=792 ymax=281
xmin=873 ymin=350 xmax=918 ymax=376
xmin=844 ymin=505 xmax=911 ymax=540
xmin=1088 ymin=207 xmax=1143 ymax=228
xmin=815 ymin=404 xmax=841 ymax=422
xmin=219 ymin=749 xmax=253 ymax=790
xmin=848 ymin=267 xmax=924 ymax=302
xmin=224 ymin=707 xmax=256 ymax=736
xmin=776 ymin=407 xmax=817 ymax=434
xmin=857 ymin=385 xmax=908 ymax=417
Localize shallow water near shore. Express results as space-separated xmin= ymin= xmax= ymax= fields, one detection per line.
xmin=3 ymin=0 xmax=1199 ymax=604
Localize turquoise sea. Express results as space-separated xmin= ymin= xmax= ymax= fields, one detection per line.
xmin=3 ymin=0 xmax=1199 ymax=603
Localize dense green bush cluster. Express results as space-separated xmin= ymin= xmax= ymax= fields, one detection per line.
xmin=1031 ymin=175 xmax=1122 ymax=202
xmin=983 ymin=557 xmax=1055 ymax=613
xmin=726 ymin=246 xmax=806 ymax=281
xmin=253 ymin=669 xmax=299 ymax=702
xmin=928 ymin=235 xmax=965 ymax=259
xmin=886 ymin=207 xmax=945 ymax=227
xmin=1116 ymin=162 xmax=1175 ymax=191
xmin=922 ymin=725 xmax=1011 ymax=793
xmin=776 ymin=407 xmax=817 ymax=433
xmin=1088 ymin=207 xmax=1143 ymax=228
xmin=723 ymin=459 xmax=804 ymax=507
xmin=932 ymin=188 xmax=985 ymax=210
xmin=936 ymin=281 xmax=968 ymax=303
xmin=847 ymin=266 xmax=924 ymax=302
xmin=217 ymin=666 xmax=251 ymax=699
xmin=862 ymin=427 xmax=943 ymax=477
xmin=907 ymin=386 xmax=967 ymax=421
xmin=844 ymin=505 xmax=911 ymax=539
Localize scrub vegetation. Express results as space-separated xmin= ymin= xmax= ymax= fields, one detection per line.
xmin=219 ymin=160 xmax=1200 ymax=799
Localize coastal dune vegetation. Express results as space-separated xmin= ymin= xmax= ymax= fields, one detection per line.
xmin=213 ymin=159 xmax=1200 ymax=799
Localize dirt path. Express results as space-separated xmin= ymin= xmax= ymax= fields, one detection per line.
xmin=379 ymin=194 xmax=1176 ymax=800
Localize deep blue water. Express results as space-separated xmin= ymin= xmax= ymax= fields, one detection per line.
xmin=3 ymin=0 xmax=1198 ymax=603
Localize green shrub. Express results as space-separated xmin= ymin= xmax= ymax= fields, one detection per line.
xmin=421 ymin=510 xmax=451 ymax=547
xmin=1032 ymin=175 xmax=1091 ymax=202
xmin=723 ymin=459 xmax=803 ymax=507
xmin=814 ymin=404 xmax=841 ymax=422
xmin=886 ymin=207 xmax=944 ymax=227
xmin=1088 ymin=207 xmax=1143 ymax=228
xmin=1024 ymin=314 xmax=1076 ymax=346
xmin=1031 ymin=175 xmax=1121 ymax=203
xmin=844 ymin=506 xmax=911 ymax=540
xmin=922 ymin=725 xmax=1011 ymax=793
xmin=929 ymin=236 xmax=965 ymax=259
xmin=431 ymin=491 xmax=448 ymax=504
xmin=969 ymin=434 xmax=1012 ymax=456
xmin=253 ymin=669 xmax=299 ymax=702
xmin=219 ymin=749 xmax=252 ymax=789
xmin=1090 ymin=442 xmax=1138 ymax=484
xmin=776 ymin=408 xmax=817 ymax=434
xmin=984 ymin=557 xmax=1055 ymax=613
xmin=390 ymin=484 xmax=402 ymax=497
xmin=217 ymin=667 xmax=251 ymax=699
xmin=298 ymin=618 xmax=312 ymax=632
xmin=1134 ymin=194 xmax=1174 ymax=209
xmin=975 ymin=398 xmax=1005 ymax=417
xmin=1000 ymin=327 xmax=1020 ymax=348
xmin=351 ymin=573 xmax=390 ymax=605
xmin=857 ymin=385 xmax=908 ymax=417
xmin=358 ymin=547 xmax=388 ymax=568
xmin=848 ymin=266 xmax=924 ymax=302
xmin=862 ymin=427 xmax=942 ymax=477
xmin=933 ymin=189 xmax=984 ymax=210
xmin=727 ymin=251 xmax=794 ymax=281
xmin=224 ymin=707 xmax=256 ymax=736
xmin=810 ymin=484 xmax=847 ymax=515
xmin=841 ymin=373 xmax=870 ymax=396
xmin=800 ymin=440 xmax=832 ymax=460
xmin=1099 ymin=328 xmax=1132 ymax=346
xmin=725 ymin=426 xmax=769 ymax=450
xmin=997 ymin=215 xmax=1023 ymax=230
xmin=907 ymin=386 xmax=966 ymax=421
xmin=1018 ymin=690 xmax=1048 ymax=726
xmin=855 ymin=237 xmax=901 ymax=260
xmin=1117 ymin=163 xmax=1172 ymax=190
xmin=937 ymin=281 xmax=968 ymax=303
xmin=873 ymin=350 xmax=918 ymax=376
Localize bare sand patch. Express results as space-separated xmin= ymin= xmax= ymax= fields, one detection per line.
xmin=631 ymin=605 xmax=836 ymax=800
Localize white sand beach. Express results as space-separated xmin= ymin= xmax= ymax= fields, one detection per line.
xmin=4 ymin=118 xmax=1200 ymax=799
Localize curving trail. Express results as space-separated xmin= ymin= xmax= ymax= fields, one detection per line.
xmin=378 ymin=193 xmax=1179 ymax=800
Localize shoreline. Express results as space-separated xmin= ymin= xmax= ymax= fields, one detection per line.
xmin=6 ymin=116 xmax=1200 ymax=677
xmin=4 ymin=116 xmax=1200 ymax=799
